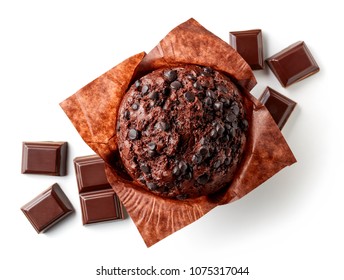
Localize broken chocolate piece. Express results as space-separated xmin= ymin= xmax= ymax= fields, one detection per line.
xmin=259 ymin=87 xmax=297 ymax=130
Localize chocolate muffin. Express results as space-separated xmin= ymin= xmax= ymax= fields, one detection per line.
xmin=116 ymin=65 xmax=248 ymax=199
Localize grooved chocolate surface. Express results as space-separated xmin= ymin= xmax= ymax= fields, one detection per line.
xmin=74 ymin=155 xmax=124 ymax=224
xmin=259 ymin=87 xmax=297 ymax=130
xmin=21 ymin=183 xmax=73 ymax=233
xmin=229 ymin=29 xmax=264 ymax=70
xmin=21 ymin=141 xmax=67 ymax=176
xmin=266 ymin=41 xmax=319 ymax=87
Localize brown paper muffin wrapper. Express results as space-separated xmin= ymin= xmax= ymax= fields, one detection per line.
xmin=60 ymin=18 xmax=296 ymax=247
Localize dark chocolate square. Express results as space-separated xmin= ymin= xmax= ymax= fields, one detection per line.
xmin=266 ymin=41 xmax=319 ymax=87
xmin=229 ymin=29 xmax=264 ymax=70
xmin=21 ymin=141 xmax=67 ymax=176
xmin=21 ymin=183 xmax=73 ymax=233
xmin=259 ymin=87 xmax=297 ymax=130
xmin=80 ymin=190 xmax=124 ymax=225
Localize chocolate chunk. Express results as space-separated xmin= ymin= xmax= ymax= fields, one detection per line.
xmin=21 ymin=141 xmax=68 ymax=176
xmin=73 ymin=155 xmax=125 ymax=225
xmin=21 ymin=183 xmax=73 ymax=233
xmin=170 ymin=80 xmax=182 ymax=90
xmin=229 ymin=29 xmax=264 ymax=70
xmin=164 ymin=70 xmax=177 ymax=82
xmin=258 ymin=86 xmax=297 ymax=130
xmin=184 ymin=91 xmax=195 ymax=102
xmin=197 ymin=173 xmax=209 ymax=185
xmin=147 ymin=142 xmax=157 ymax=150
xmin=128 ymin=128 xmax=139 ymax=140
xmin=131 ymin=103 xmax=139 ymax=110
xmin=266 ymin=41 xmax=319 ymax=87
xmin=141 ymin=85 xmax=149 ymax=94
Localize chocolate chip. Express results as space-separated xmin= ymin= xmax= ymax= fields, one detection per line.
xmin=147 ymin=182 xmax=158 ymax=190
xmin=229 ymin=128 xmax=236 ymax=138
xmin=200 ymin=137 xmax=206 ymax=145
xmin=192 ymin=154 xmax=202 ymax=164
xmin=193 ymin=81 xmax=203 ymax=90
xmin=199 ymin=146 xmax=209 ymax=157
xmin=216 ymin=123 xmax=225 ymax=137
xmin=155 ymin=121 xmax=170 ymax=131
xmin=184 ymin=91 xmax=195 ymax=102
xmin=203 ymin=66 xmax=213 ymax=74
xmin=141 ymin=85 xmax=149 ymax=94
xmin=178 ymin=161 xmax=188 ymax=175
xmin=210 ymin=128 xmax=217 ymax=138
xmin=149 ymin=91 xmax=159 ymax=100
xmin=128 ymin=128 xmax=139 ymax=140
xmin=134 ymin=80 xmax=141 ymax=88
xmin=131 ymin=103 xmax=139 ymax=110
xmin=214 ymin=101 xmax=223 ymax=111
xmin=225 ymin=157 xmax=232 ymax=165
xmin=164 ymin=70 xmax=177 ymax=82
xmin=197 ymin=173 xmax=209 ymax=185
xmin=206 ymin=89 xmax=216 ymax=99
xmin=214 ymin=160 xmax=221 ymax=169
xmin=170 ymin=80 xmax=182 ymax=90
xmin=231 ymin=103 xmax=240 ymax=115
xmin=217 ymin=84 xmax=228 ymax=93
xmin=186 ymin=73 xmax=196 ymax=81
xmin=240 ymin=119 xmax=249 ymax=131
xmin=172 ymin=166 xmax=181 ymax=176
xmin=225 ymin=112 xmax=236 ymax=123
xmin=176 ymin=194 xmax=189 ymax=200
xmin=138 ymin=176 xmax=146 ymax=184
xmin=123 ymin=110 xmax=130 ymax=120
xmin=147 ymin=142 xmax=156 ymax=150
xmin=140 ymin=163 xmax=150 ymax=174
xmin=204 ymin=97 xmax=213 ymax=106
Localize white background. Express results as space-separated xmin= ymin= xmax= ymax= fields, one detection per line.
xmin=1 ymin=0 xmax=343 ymax=279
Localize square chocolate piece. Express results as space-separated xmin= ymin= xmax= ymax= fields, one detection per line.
xmin=21 ymin=183 xmax=73 ymax=233
xmin=259 ymin=87 xmax=297 ymax=130
xmin=80 ymin=189 xmax=124 ymax=224
xmin=229 ymin=29 xmax=264 ymax=70
xmin=266 ymin=41 xmax=319 ymax=87
xmin=21 ymin=141 xmax=68 ymax=176
xmin=74 ymin=155 xmax=125 ymax=225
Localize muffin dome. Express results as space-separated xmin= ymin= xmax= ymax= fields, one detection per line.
xmin=116 ymin=65 xmax=248 ymax=199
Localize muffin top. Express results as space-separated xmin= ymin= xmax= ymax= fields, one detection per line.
xmin=116 ymin=65 xmax=248 ymax=199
